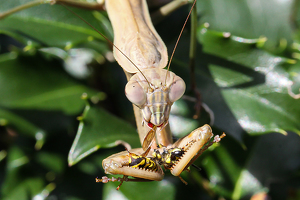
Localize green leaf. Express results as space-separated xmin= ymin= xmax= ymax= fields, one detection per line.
xmin=0 ymin=107 xmax=46 ymax=148
xmin=0 ymin=0 xmax=112 ymax=49
xmin=286 ymin=62 xmax=300 ymax=98
xmin=196 ymin=27 xmax=300 ymax=138
xmin=197 ymin=0 xmax=293 ymax=49
xmin=2 ymin=178 xmax=45 ymax=200
xmin=35 ymin=151 xmax=65 ymax=174
xmin=68 ymin=99 xmax=140 ymax=166
xmin=103 ymin=179 xmax=176 ymax=200
xmin=2 ymin=146 xmax=31 ymax=197
xmin=1 ymin=146 xmax=56 ymax=200
xmin=202 ymin=132 xmax=300 ymax=199
xmin=0 ymin=52 xmax=98 ymax=115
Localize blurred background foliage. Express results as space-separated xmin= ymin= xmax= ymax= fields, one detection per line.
xmin=0 ymin=0 xmax=300 ymax=199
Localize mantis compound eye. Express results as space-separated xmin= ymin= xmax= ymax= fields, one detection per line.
xmin=169 ymin=76 xmax=186 ymax=103
xmin=125 ymin=80 xmax=147 ymax=107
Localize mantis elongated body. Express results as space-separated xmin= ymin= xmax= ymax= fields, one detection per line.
xmin=106 ymin=0 xmax=186 ymax=149
xmin=59 ymin=0 xmax=187 ymax=149
xmin=99 ymin=0 xmax=226 ymax=188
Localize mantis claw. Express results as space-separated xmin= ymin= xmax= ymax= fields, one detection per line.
xmin=100 ymin=125 xmax=225 ymax=188
xmin=96 ymin=176 xmax=124 ymax=184
xmin=173 ymin=128 xmax=226 ymax=177
xmin=96 ymin=175 xmax=129 ymax=190
xmin=151 ymin=125 xmax=226 ymax=178
xmin=96 ymin=174 xmax=158 ymax=190
xmin=102 ymin=148 xmax=164 ymax=183
xmin=169 ymin=124 xmax=213 ymax=176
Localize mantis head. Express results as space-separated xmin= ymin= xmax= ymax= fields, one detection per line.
xmin=125 ymin=68 xmax=186 ymax=127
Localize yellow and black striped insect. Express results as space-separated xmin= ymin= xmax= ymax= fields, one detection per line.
xmin=96 ymin=147 xmax=163 ymax=190
xmin=152 ymin=145 xmax=185 ymax=170
xmin=127 ymin=149 xmax=159 ymax=172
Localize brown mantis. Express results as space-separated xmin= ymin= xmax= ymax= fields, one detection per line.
xmin=92 ymin=0 xmax=226 ymax=189
xmin=0 ymin=0 xmax=225 ymax=190
xmin=58 ymin=0 xmax=225 ymax=188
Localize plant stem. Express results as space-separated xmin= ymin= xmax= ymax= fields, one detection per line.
xmin=189 ymin=0 xmax=197 ymax=91
xmin=0 ymin=0 xmax=105 ymax=20
xmin=0 ymin=0 xmax=51 ymax=20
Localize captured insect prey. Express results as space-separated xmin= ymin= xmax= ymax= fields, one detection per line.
xmin=99 ymin=125 xmax=226 ymax=190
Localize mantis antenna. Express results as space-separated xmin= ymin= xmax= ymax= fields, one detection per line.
xmin=59 ymin=3 xmax=152 ymax=88
xmin=164 ymin=0 xmax=197 ymax=86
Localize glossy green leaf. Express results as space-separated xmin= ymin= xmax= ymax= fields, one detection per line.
xmin=196 ymin=27 xmax=300 ymax=139
xmin=103 ymin=179 xmax=176 ymax=200
xmin=286 ymin=62 xmax=300 ymax=98
xmin=197 ymin=0 xmax=293 ymax=49
xmin=35 ymin=152 xmax=65 ymax=174
xmin=2 ymin=178 xmax=45 ymax=200
xmin=2 ymin=146 xmax=36 ymax=197
xmin=0 ymin=0 xmax=112 ymax=49
xmin=68 ymin=99 xmax=140 ymax=166
xmin=0 ymin=53 xmax=98 ymax=115
xmin=1 ymin=146 xmax=57 ymax=200
xmin=201 ymin=132 xmax=300 ymax=199
xmin=0 ymin=107 xmax=46 ymax=148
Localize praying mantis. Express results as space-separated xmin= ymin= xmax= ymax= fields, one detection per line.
xmin=0 ymin=0 xmax=225 ymax=189
xmin=95 ymin=0 xmax=225 ymax=188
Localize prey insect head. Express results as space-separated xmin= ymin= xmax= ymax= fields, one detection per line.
xmin=152 ymin=146 xmax=185 ymax=168
xmin=169 ymin=148 xmax=185 ymax=162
